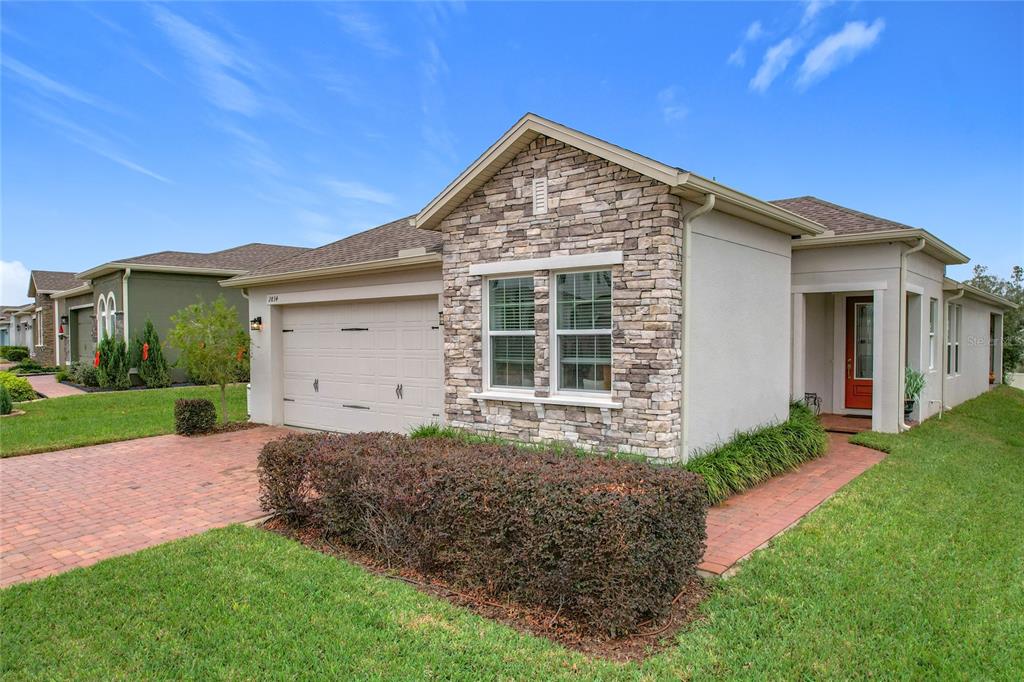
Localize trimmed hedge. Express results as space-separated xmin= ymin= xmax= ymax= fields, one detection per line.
xmin=683 ymin=401 xmax=829 ymax=505
xmin=0 ymin=385 xmax=12 ymax=415
xmin=174 ymin=398 xmax=216 ymax=435
xmin=2 ymin=347 xmax=29 ymax=362
xmin=259 ymin=432 xmax=708 ymax=636
xmin=0 ymin=371 xmax=35 ymax=402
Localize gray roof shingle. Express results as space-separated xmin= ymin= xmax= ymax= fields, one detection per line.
xmin=116 ymin=243 xmax=307 ymax=271
xmin=31 ymin=270 xmax=86 ymax=293
xmin=235 ymin=217 xmax=442 ymax=279
xmin=770 ymin=196 xmax=916 ymax=236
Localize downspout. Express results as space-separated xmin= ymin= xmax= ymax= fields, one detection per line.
xmin=898 ymin=238 xmax=926 ymax=431
xmin=940 ymin=285 xmax=966 ymax=416
xmin=53 ymin=300 xmax=60 ymax=366
xmin=680 ymin=193 xmax=716 ymax=461
xmin=122 ymin=268 xmax=131 ymax=342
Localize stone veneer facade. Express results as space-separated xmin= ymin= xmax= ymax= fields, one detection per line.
xmin=439 ymin=136 xmax=685 ymax=460
xmin=29 ymin=293 xmax=58 ymax=366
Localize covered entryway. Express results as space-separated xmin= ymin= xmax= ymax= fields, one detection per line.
xmin=280 ymin=297 xmax=443 ymax=433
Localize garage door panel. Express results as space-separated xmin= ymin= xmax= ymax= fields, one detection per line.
xmin=281 ymin=297 xmax=442 ymax=433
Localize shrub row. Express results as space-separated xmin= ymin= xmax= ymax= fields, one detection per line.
xmin=683 ymin=401 xmax=829 ymax=505
xmin=174 ymin=398 xmax=217 ymax=435
xmin=0 ymin=371 xmax=35 ymax=403
xmin=259 ymin=432 xmax=708 ymax=636
xmin=65 ymin=361 xmax=99 ymax=387
xmin=1 ymin=346 xmax=29 ymax=362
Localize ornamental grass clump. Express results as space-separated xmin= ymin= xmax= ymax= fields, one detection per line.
xmin=258 ymin=431 xmax=708 ymax=637
xmin=684 ymin=401 xmax=829 ymax=505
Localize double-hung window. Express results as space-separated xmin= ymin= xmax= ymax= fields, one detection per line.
xmin=554 ymin=270 xmax=612 ymax=393
xmin=946 ymin=302 xmax=962 ymax=375
xmin=486 ymin=277 xmax=535 ymax=389
xmin=928 ymin=298 xmax=938 ymax=370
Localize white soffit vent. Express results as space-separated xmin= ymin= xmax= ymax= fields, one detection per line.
xmin=532 ymin=176 xmax=548 ymax=215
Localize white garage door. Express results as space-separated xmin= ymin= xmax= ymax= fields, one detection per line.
xmin=281 ymin=297 xmax=443 ymax=433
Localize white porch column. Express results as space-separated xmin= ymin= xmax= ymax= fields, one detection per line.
xmin=791 ymin=292 xmax=806 ymax=400
xmin=871 ymin=288 xmax=885 ymax=432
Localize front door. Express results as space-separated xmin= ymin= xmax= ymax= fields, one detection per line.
xmin=845 ymin=296 xmax=874 ymax=410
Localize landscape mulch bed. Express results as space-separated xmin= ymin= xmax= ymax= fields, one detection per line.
xmin=263 ymin=517 xmax=709 ymax=662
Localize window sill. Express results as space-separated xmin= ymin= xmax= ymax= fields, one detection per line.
xmin=469 ymin=391 xmax=622 ymax=410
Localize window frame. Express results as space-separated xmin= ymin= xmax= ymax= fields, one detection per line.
xmin=946 ymin=302 xmax=962 ymax=376
xmin=483 ymin=275 xmax=536 ymax=393
xmin=928 ymin=298 xmax=938 ymax=371
xmin=551 ymin=268 xmax=613 ymax=397
xmin=97 ymin=296 xmax=107 ymax=340
xmin=34 ymin=311 xmax=44 ymax=347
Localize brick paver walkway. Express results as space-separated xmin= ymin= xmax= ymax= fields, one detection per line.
xmin=0 ymin=426 xmax=287 ymax=587
xmin=26 ymin=374 xmax=86 ymax=398
xmin=699 ymin=434 xmax=885 ymax=576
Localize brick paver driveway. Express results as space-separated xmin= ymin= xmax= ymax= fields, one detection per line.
xmin=0 ymin=426 xmax=288 ymax=587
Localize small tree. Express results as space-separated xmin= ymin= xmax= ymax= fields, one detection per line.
xmin=96 ymin=334 xmax=131 ymax=390
xmin=168 ymin=296 xmax=249 ymax=424
xmin=132 ymin=319 xmax=171 ymax=388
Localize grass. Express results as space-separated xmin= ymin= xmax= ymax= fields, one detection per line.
xmin=0 ymin=384 xmax=247 ymax=458
xmin=409 ymin=422 xmax=648 ymax=461
xmin=2 ymin=387 xmax=1022 ymax=678
xmin=682 ymin=402 xmax=829 ymax=504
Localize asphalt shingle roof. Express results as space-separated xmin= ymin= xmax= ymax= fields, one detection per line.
xmin=770 ymin=196 xmax=917 ymax=236
xmin=31 ymin=270 xmax=86 ymax=293
xmin=236 ymin=217 xmax=442 ymax=279
xmin=116 ymin=243 xmax=307 ymax=271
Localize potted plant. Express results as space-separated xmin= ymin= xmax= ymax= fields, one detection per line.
xmin=904 ymin=367 xmax=926 ymax=421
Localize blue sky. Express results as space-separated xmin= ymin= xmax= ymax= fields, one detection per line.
xmin=2 ymin=1 xmax=1022 ymax=304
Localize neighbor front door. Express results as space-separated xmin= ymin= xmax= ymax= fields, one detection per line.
xmin=845 ymin=296 xmax=874 ymax=410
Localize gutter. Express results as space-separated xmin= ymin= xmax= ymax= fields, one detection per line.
xmin=122 ymin=268 xmax=131 ymax=342
xmin=939 ymin=285 xmax=966 ymax=416
xmin=792 ymin=228 xmax=969 ymax=265
xmin=898 ymin=238 xmax=926 ymax=431
xmin=680 ymin=193 xmax=716 ymax=461
xmin=220 ymin=253 xmax=442 ymax=288
xmin=76 ymin=263 xmax=249 ymax=280
xmin=54 ymin=299 xmax=60 ymax=366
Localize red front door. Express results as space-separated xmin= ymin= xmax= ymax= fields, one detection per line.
xmin=845 ymin=296 xmax=874 ymax=410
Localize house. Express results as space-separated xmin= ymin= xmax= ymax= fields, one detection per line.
xmin=48 ymin=243 xmax=306 ymax=378
xmin=223 ymin=114 xmax=1016 ymax=461
xmin=22 ymin=271 xmax=89 ymax=366
xmin=0 ymin=305 xmax=23 ymax=347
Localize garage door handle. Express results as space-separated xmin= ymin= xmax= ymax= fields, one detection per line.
xmin=395 ymin=383 xmax=403 ymax=399
xmin=283 ymin=398 xmax=295 ymax=402
xmin=313 ymin=378 xmax=319 ymax=393
xmin=341 ymin=327 xmax=369 ymax=331
xmin=343 ymin=404 xmax=370 ymax=410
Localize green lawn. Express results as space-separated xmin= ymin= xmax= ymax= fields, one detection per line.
xmin=0 ymin=384 xmax=247 ymax=457
xmin=2 ymin=387 xmax=1022 ymax=679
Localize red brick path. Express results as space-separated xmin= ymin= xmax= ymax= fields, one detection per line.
xmin=699 ymin=434 xmax=885 ymax=576
xmin=0 ymin=426 xmax=287 ymax=587
xmin=26 ymin=374 xmax=86 ymax=399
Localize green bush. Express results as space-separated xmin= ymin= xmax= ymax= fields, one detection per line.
xmin=96 ymin=336 xmax=130 ymax=390
xmin=174 ymin=398 xmax=217 ymax=435
xmin=683 ymin=402 xmax=830 ymax=505
xmin=0 ymin=384 xmax=12 ymax=415
xmin=54 ymin=368 xmax=69 ymax=383
xmin=68 ymin=360 xmax=99 ymax=387
xmin=0 ymin=371 xmax=36 ymax=402
xmin=131 ymin=320 xmax=171 ymax=388
xmin=259 ymin=432 xmax=708 ymax=637
xmin=3 ymin=347 xmax=29 ymax=362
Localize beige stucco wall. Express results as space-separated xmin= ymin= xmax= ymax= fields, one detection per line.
xmin=243 ymin=266 xmax=442 ymax=426
xmin=686 ymin=208 xmax=792 ymax=455
xmin=944 ymin=296 xmax=1001 ymax=409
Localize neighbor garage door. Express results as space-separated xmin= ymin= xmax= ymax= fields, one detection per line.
xmin=280 ymin=297 xmax=443 ymax=433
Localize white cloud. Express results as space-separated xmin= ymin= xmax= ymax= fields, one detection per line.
xmin=801 ymin=0 xmax=836 ymax=28
xmin=727 ymin=20 xmax=765 ymax=67
xmin=0 ymin=260 xmax=31 ymax=306
xmin=727 ymin=46 xmax=746 ymax=67
xmin=797 ymin=19 xmax=886 ymax=90
xmin=331 ymin=6 xmax=399 ymax=56
xmin=2 ymin=55 xmax=116 ymax=112
xmin=323 ymin=179 xmax=396 ymax=205
xmin=745 ymin=20 xmax=764 ymax=41
xmin=749 ymin=38 xmax=799 ymax=93
xmin=656 ymin=86 xmax=689 ymax=123
xmin=151 ymin=6 xmax=262 ymax=116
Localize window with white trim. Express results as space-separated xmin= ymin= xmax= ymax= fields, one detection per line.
xmin=554 ymin=270 xmax=612 ymax=393
xmin=35 ymin=311 xmax=44 ymax=346
xmin=946 ymin=302 xmax=962 ymax=375
xmin=97 ymin=296 xmax=107 ymax=339
xmin=486 ymin=277 xmax=535 ymax=389
xmin=928 ymin=298 xmax=938 ymax=370
xmin=106 ymin=293 xmax=116 ymax=337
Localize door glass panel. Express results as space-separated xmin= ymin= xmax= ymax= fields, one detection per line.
xmin=854 ymin=302 xmax=873 ymax=379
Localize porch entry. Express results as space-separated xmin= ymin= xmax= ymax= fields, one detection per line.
xmin=845 ymin=296 xmax=874 ymax=409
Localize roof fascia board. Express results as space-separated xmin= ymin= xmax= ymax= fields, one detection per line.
xmin=50 ymin=284 xmax=94 ymax=299
xmin=942 ymin=279 xmax=1018 ymax=309
xmin=793 ymin=229 xmax=969 ymax=264
xmin=677 ymin=175 xmax=825 ymax=236
xmin=77 ymin=262 xmax=250 ymax=280
xmin=219 ymin=253 xmax=442 ymax=288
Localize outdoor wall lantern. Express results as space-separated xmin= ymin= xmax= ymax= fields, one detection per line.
xmin=60 ymin=315 xmax=69 ymax=325
xmin=250 ymin=316 xmax=263 ymax=331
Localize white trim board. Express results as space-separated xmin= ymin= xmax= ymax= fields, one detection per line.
xmin=469 ymin=251 xmax=623 ymax=276
xmin=264 ymin=280 xmax=442 ymax=306
xmin=792 ymin=281 xmax=889 ymax=294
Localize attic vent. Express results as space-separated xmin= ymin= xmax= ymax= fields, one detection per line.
xmin=532 ymin=176 xmax=548 ymax=215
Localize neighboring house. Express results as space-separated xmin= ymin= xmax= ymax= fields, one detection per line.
xmin=9 ymin=304 xmax=37 ymax=351
xmin=25 ymin=271 xmax=88 ymax=366
xmin=224 ymin=114 xmax=1016 ymax=461
xmin=0 ymin=305 xmax=23 ymax=346
xmin=50 ymin=243 xmax=306 ymax=379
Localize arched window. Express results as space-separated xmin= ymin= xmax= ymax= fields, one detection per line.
xmin=97 ymin=296 xmax=107 ymax=339
xmin=106 ymin=293 xmax=116 ymax=337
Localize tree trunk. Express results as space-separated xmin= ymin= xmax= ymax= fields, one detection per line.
xmin=220 ymin=383 xmax=228 ymax=424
